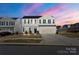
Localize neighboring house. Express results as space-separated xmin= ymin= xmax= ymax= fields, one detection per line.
xmin=68 ymin=23 xmax=79 ymax=32
xmin=62 ymin=24 xmax=71 ymax=29
xmin=17 ymin=16 xmax=57 ymax=34
xmin=0 ymin=17 xmax=17 ymax=33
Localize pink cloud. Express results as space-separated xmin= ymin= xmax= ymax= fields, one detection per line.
xmin=55 ymin=9 xmax=79 ymax=25
xmin=39 ymin=4 xmax=66 ymax=16
xmin=22 ymin=3 xmax=43 ymax=16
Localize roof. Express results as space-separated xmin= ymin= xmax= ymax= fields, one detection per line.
xmin=0 ymin=17 xmax=2 ymax=19
xmin=12 ymin=17 xmax=18 ymax=20
xmin=0 ymin=17 xmax=18 ymax=20
xmin=23 ymin=16 xmax=42 ymax=18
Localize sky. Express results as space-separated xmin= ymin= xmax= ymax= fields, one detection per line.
xmin=0 ymin=3 xmax=79 ymax=26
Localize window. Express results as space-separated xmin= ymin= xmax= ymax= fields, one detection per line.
xmin=11 ymin=22 xmax=15 ymax=25
xmin=1 ymin=21 xmax=5 ymax=25
xmin=48 ymin=19 xmax=51 ymax=24
xmin=24 ymin=19 xmax=26 ymax=24
xmin=0 ymin=21 xmax=1 ymax=25
xmin=31 ymin=19 xmax=32 ymax=24
xmin=29 ymin=28 xmax=31 ymax=31
xmin=43 ymin=19 xmax=46 ymax=24
xmin=9 ymin=21 xmax=15 ymax=25
xmin=35 ymin=19 xmax=36 ymax=24
xmin=23 ymin=27 xmax=24 ymax=32
xmin=53 ymin=19 xmax=55 ymax=24
xmin=39 ymin=19 xmax=41 ymax=24
xmin=6 ymin=22 xmax=8 ymax=25
xmin=28 ymin=20 xmax=29 ymax=24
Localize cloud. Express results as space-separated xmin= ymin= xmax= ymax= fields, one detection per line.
xmin=39 ymin=4 xmax=66 ymax=16
xmin=22 ymin=3 xmax=43 ymax=16
xmin=21 ymin=3 xmax=79 ymax=25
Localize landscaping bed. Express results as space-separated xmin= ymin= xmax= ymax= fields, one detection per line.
xmin=0 ymin=34 xmax=42 ymax=43
xmin=3 ymin=39 xmax=42 ymax=43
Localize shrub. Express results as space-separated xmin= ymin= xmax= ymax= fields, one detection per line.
xmin=25 ymin=31 xmax=28 ymax=34
xmin=15 ymin=32 xmax=19 ymax=35
xmin=36 ymin=31 xmax=39 ymax=34
xmin=29 ymin=30 xmax=32 ymax=34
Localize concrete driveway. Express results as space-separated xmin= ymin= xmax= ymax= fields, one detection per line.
xmin=40 ymin=34 xmax=79 ymax=46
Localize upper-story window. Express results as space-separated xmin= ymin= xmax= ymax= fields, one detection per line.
xmin=53 ymin=19 xmax=55 ymax=24
xmin=24 ymin=19 xmax=26 ymax=24
xmin=48 ymin=19 xmax=51 ymax=24
xmin=39 ymin=19 xmax=41 ymax=24
xmin=6 ymin=22 xmax=8 ymax=25
xmin=11 ymin=22 xmax=15 ymax=25
xmin=35 ymin=19 xmax=36 ymax=24
xmin=9 ymin=21 xmax=15 ymax=25
xmin=43 ymin=19 xmax=46 ymax=24
xmin=0 ymin=21 xmax=5 ymax=26
xmin=28 ymin=19 xmax=29 ymax=24
xmin=0 ymin=21 xmax=1 ymax=25
xmin=1 ymin=21 xmax=5 ymax=25
xmin=31 ymin=19 xmax=32 ymax=24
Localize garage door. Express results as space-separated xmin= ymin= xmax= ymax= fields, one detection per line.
xmin=39 ymin=27 xmax=56 ymax=34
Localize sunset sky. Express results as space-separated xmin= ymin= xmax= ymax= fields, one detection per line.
xmin=0 ymin=3 xmax=79 ymax=25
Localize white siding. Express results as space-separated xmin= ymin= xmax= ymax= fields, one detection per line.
xmin=15 ymin=18 xmax=23 ymax=33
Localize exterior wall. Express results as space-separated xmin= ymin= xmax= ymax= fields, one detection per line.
xmin=15 ymin=18 xmax=22 ymax=33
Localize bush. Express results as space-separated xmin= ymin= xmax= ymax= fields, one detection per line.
xmin=25 ymin=31 xmax=28 ymax=34
xmin=15 ymin=32 xmax=19 ymax=35
xmin=36 ymin=31 xmax=39 ymax=34
xmin=29 ymin=30 xmax=32 ymax=34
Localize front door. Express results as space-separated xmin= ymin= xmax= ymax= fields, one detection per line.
xmin=34 ymin=28 xmax=37 ymax=33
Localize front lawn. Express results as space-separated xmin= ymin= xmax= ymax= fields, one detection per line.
xmin=3 ymin=39 xmax=42 ymax=43
xmin=0 ymin=34 xmax=42 ymax=43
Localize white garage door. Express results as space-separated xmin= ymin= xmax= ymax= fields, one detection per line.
xmin=39 ymin=26 xmax=56 ymax=34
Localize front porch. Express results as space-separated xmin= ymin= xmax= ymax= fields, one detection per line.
xmin=0 ymin=27 xmax=15 ymax=33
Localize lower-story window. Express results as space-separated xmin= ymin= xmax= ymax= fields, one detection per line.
xmin=23 ymin=27 xmax=24 ymax=32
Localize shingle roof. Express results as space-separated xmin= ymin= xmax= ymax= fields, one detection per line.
xmin=23 ymin=16 xmax=42 ymax=18
xmin=12 ymin=18 xmax=18 ymax=20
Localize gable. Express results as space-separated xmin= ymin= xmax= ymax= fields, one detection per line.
xmin=38 ymin=16 xmax=55 ymax=20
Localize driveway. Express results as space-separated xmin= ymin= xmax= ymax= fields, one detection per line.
xmin=40 ymin=34 xmax=79 ymax=46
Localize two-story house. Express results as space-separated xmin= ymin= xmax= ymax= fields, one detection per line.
xmin=16 ymin=16 xmax=57 ymax=34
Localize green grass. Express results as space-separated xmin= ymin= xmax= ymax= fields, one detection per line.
xmin=0 ymin=34 xmax=42 ymax=43
xmin=3 ymin=39 xmax=42 ymax=43
xmin=0 ymin=34 xmax=42 ymax=39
